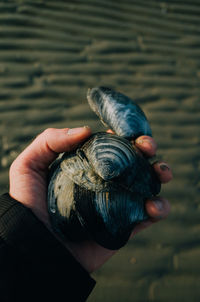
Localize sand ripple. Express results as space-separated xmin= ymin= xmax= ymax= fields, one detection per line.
xmin=0 ymin=1 xmax=200 ymax=301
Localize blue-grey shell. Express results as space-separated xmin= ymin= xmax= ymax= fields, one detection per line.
xmin=87 ymin=87 xmax=152 ymax=139
xmin=47 ymin=87 xmax=161 ymax=250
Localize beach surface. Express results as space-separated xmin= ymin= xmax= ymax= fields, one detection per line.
xmin=0 ymin=1 xmax=200 ymax=301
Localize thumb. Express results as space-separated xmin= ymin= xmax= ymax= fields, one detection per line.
xmin=15 ymin=127 xmax=92 ymax=170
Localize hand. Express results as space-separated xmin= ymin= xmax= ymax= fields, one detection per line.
xmin=9 ymin=127 xmax=172 ymax=273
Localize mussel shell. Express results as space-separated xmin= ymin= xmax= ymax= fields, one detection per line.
xmin=48 ymin=133 xmax=160 ymax=250
xmin=87 ymin=87 xmax=152 ymax=139
xmin=82 ymin=132 xmax=138 ymax=181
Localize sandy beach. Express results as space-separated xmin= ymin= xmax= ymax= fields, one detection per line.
xmin=0 ymin=1 xmax=200 ymax=301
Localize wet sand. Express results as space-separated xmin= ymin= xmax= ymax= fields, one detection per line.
xmin=0 ymin=1 xmax=200 ymax=301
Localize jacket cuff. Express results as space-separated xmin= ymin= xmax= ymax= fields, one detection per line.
xmin=0 ymin=193 xmax=96 ymax=301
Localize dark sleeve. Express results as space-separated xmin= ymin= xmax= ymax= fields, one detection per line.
xmin=0 ymin=193 xmax=96 ymax=302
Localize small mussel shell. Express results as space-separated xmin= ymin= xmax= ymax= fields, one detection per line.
xmin=87 ymin=87 xmax=152 ymax=139
xmin=82 ymin=132 xmax=138 ymax=181
xmin=48 ymin=133 xmax=160 ymax=250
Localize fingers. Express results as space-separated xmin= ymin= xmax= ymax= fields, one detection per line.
xmin=106 ymin=131 xmax=172 ymax=241
xmin=153 ymin=162 xmax=173 ymax=183
xmin=14 ymin=127 xmax=92 ymax=170
xmin=106 ymin=131 xmax=173 ymax=184
xmin=134 ymin=136 xmax=172 ymax=183
xmin=135 ymin=135 xmax=157 ymax=157
xmin=130 ymin=196 xmax=170 ymax=238
xmin=145 ymin=197 xmax=171 ymax=219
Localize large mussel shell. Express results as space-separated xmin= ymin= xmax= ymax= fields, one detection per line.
xmin=48 ymin=133 xmax=160 ymax=250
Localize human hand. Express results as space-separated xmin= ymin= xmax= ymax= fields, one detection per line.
xmin=9 ymin=127 xmax=172 ymax=273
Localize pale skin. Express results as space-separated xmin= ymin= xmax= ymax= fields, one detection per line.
xmin=9 ymin=127 xmax=172 ymax=273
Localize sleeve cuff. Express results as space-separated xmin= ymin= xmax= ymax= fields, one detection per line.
xmin=0 ymin=193 xmax=96 ymax=301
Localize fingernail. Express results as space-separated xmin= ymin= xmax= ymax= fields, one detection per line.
xmin=153 ymin=199 xmax=163 ymax=212
xmin=67 ymin=127 xmax=86 ymax=135
xmin=160 ymin=163 xmax=170 ymax=171
xmin=135 ymin=137 xmax=156 ymax=148
xmin=135 ymin=138 xmax=150 ymax=149
xmin=135 ymin=138 xmax=143 ymax=145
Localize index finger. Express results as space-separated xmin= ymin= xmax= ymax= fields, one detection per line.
xmin=134 ymin=135 xmax=157 ymax=157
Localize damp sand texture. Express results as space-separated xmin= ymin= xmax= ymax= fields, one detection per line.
xmin=0 ymin=1 xmax=200 ymax=301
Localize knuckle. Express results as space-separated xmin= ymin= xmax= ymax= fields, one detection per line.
xmin=39 ymin=128 xmax=57 ymax=141
xmin=9 ymin=158 xmax=20 ymax=175
xmin=43 ymin=128 xmax=55 ymax=136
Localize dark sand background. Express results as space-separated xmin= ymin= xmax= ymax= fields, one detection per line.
xmin=0 ymin=0 xmax=200 ymax=301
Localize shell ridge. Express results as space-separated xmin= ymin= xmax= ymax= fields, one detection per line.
xmin=83 ymin=133 xmax=137 ymax=180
